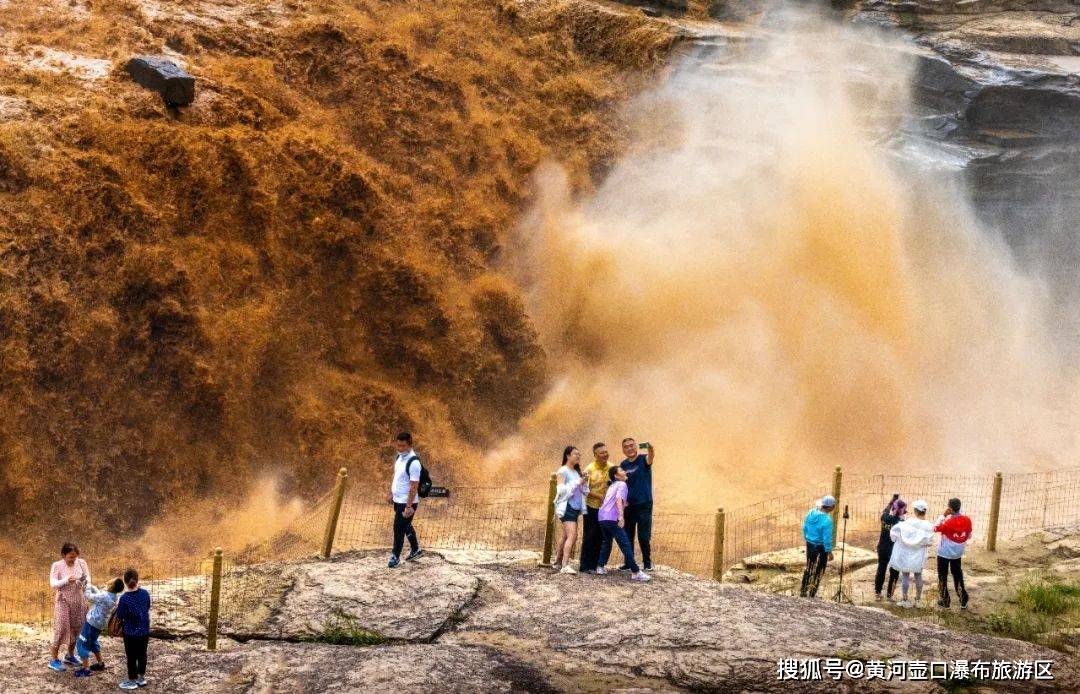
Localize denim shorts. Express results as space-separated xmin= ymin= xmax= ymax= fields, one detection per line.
xmin=560 ymin=506 xmax=581 ymax=523
xmin=75 ymin=622 xmax=101 ymax=660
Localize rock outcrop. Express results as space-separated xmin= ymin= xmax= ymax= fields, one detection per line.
xmin=849 ymin=2 xmax=1080 ymax=312
xmin=5 ymin=550 xmax=1072 ymax=692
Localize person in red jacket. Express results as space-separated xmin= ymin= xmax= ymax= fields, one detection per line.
xmin=934 ymin=497 xmax=972 ymax=609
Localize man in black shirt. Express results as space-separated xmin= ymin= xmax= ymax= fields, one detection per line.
xmin=619 ymin=437 xmax=655 ymax=571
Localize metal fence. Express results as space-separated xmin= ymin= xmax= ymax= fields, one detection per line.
xmin=2 ymin=465 xmax=1078 ymax=642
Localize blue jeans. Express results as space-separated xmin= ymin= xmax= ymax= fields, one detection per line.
xmin=624 ymin=502 xmax=653 ymax=567
xmin=598 ymin=520 xmax=639 ymax=573
xmin=75 ymin=622 xmax=101 ymax=661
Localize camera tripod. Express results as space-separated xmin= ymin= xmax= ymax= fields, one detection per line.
xmin=832 ymin=504 xmax=855 ymax=605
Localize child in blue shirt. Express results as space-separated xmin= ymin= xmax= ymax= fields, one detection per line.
xmin=72 ymin=577 xmax=124 ymax=677
xmin=115 ymin=568 xmax=151 ymax=690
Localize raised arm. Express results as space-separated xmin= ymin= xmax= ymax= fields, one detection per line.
xmin=646 ymin=442 xmax=655 ymax=466
xmin=85 ymin=584 xmax=112 ymax=605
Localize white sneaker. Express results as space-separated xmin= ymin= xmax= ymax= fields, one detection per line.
xmin=560 ymin=565 xmax=577 ymax=575
xmin=595 ymin=567 xmax=607 ymax=575
xmin=631 ymin=571 xmax=651 ymax=582
xmin=551 ymin=563 xmax=561 ymax=572
xmin=897 ymin=600 xmax=912 ymax=608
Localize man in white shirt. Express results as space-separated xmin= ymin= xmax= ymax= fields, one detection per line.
xmin=387 ymin=431 xmax=423 ymax=568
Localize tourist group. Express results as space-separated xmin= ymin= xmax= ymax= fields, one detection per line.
xmin=43 ymin=546 xmax=150 ymax=689
xmin=801 ymin=493 xmax=973 ymax=608
xmin=385 ymin=432 xmax=655 ymax=582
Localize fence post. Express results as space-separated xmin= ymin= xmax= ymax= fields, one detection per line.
xmin=831 ymin=466 xmax=842 ymax=528
xmin=712 ymin=507 xmax=726 ymax=582
xmin=321 ymin=467 xmax=349 ymax=559
xmin=540 ymin=473 xmax=557 ymax=566
xmin=987 ymin=470 xmax=1003 ymax=552
xmin=207 ymin=547 xmax=223 ymax=651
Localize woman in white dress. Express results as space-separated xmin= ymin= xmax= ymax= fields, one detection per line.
xmin=889 ymin=499 xmax=935 ymax=607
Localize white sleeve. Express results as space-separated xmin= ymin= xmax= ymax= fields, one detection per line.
xmin=408 ymin=459 xmax=421 ymax=482
xmin=49 ymin=563 xmax=65 ymax=589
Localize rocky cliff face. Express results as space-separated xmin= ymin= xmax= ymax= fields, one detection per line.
xmin=2 ymin=550 xmax=1075 ymax=691
xmin=850 ymin=2 xmax=1080 ymax=326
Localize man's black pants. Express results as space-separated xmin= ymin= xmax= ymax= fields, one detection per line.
xmin=579 ymin=506 xmax=603 ymax=572
xmin=800 ymin=542 xmax=828 ymax=597
xmin=936 ymin=556 xmax=968 ymax=607
xmin=624 ymin=502 xmax=653 ymax=568
xmin=392 ymin=502 xmax=419 ymax=558
xmin=122 ymin=635 xmax=148 ymax=680
xmin=875 ymin=543 xmax=899 ymax=597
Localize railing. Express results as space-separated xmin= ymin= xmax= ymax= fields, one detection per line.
xmin=2 ymin=464 xmax=1077 ymax=647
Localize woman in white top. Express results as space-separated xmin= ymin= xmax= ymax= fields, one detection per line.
xmin=889 ymin=499 xmax=935 ymax=607
xmin=552 ymin=445 xmax=588 ymax=574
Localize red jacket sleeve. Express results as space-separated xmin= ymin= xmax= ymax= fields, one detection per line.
xmin=935 ymin=514 xmax=972 ymax=543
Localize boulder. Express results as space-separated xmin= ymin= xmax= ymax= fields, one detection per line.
xmin=741 ymin=544 xmax=878 ymax=571
xmin=3 ymin=550 xmax=1076 ymax=690
xmin=125 ymin=56 xmax=195 ymax=106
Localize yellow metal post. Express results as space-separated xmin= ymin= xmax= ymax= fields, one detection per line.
xmin=540 ymin=473 xmax=557 ymax=566
xmin=713 ymin=507 xmax=726 ymax=582
xmin=831 ymin=466 xmax=842 ymax=528
xmin=207 ymin=547 xmax=223 ymax=651
xmin=321 ymin=467 xmax=349 ymax=559
xmin=987 ymin=471 xmax=1003 ymax=552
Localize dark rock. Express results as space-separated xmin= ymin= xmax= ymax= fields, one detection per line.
xmin=641 ymin=6 xmax=662 ymax=16
xmin=125 ymin=56 xmax=195 ymax=107
xmin=966 ymin=86 xmax=1080 ymax=140
xmin=912 ymin=54 xmax=980 ymax=113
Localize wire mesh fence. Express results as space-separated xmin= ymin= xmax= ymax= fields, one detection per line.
xmin=334 ymin=485 xmax=549 ymax=554
xmin=0 ymin=557 xmax=216 ymax=633
xmin=2 ymin=465 xmax=1078 ymax=638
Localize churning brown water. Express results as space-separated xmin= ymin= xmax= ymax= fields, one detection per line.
xmin=501 ymin=11 xmax=1080 ymax=510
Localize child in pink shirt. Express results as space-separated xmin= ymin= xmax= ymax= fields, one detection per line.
xmin=596 ymin=467 xmax=650 ymax=582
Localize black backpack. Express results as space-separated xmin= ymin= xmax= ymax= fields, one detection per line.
xmin=407 ymin=455 xmax=433 ymax=498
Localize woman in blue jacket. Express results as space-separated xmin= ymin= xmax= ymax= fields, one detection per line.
xmin=115 ymin=568 xmax=151 ymax=690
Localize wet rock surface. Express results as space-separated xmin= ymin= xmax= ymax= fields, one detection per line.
xmin=5 ymin=550 xmax=1072 ymax=692
xmin=848 ymin=2 xmax=1080 ymax=302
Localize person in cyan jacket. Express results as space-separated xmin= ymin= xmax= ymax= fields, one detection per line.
xmin=800 ymin=495 xmax=835 ymax=598
xmin=934 ymin=497 xmax=972 ymax=609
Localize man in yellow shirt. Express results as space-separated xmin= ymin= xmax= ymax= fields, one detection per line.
xmin=579 ymin=442 xmax=614 ymax=573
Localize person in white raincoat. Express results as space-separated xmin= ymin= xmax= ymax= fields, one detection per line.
xmin=888 ymin=499 xmax=935 ymax=608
